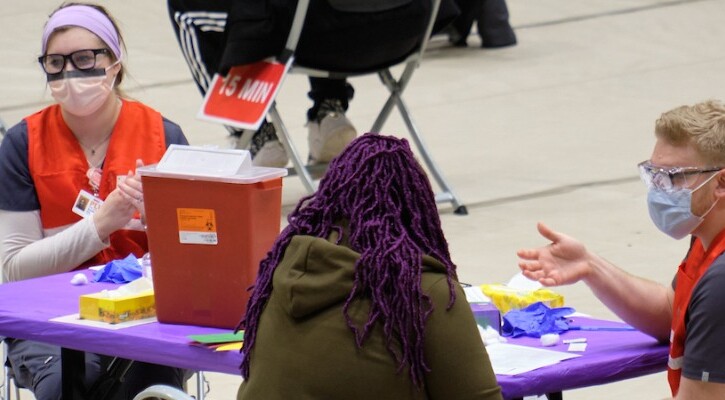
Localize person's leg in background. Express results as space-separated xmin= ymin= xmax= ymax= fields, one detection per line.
xmin=447 ymin=0 xmax=515 ymax=48
xmin=477 ymin=0 xmax=516 ymax=48
xmin=167 ymin=0 xmax=289 ymax=167
xmin=167 ymin=0 xmax=225 ymax=97
xmin=306 ymin=77 xmax=357 ymax=164
xmin=169 ymin=0 xmax=358 ymax=167
xmin=447 ymin=0 xmax=478 ymax=46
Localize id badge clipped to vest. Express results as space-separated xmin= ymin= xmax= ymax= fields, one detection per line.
xmin=72 ymin=166 xmax=106 ymax=219
xmin=72 ymin=189 xmax=104 ymax=219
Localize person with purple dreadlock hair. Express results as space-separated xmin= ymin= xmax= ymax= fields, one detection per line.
xmin=236 ymin=133 xmax=502 ymax=400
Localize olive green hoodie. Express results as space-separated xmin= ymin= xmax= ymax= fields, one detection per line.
xmin=237 ymin=235 xmax=502 ymax=400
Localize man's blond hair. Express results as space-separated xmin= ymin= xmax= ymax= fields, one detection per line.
xmin=655 ymin=99 xmax=725 ymax=165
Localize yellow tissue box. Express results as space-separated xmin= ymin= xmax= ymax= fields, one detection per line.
xmin=79 ymin=290 xmax=156 ymax=324
xmin=480 ymin=284 xmax=564 ymax=315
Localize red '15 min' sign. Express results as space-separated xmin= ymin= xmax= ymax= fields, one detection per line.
xmin=198 ymin=59 xmax=292 ymax=131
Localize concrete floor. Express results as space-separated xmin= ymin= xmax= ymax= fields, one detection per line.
xmin=4 ymin=0 xmax=725 ymax=398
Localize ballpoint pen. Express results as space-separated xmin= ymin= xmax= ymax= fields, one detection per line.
xmin=568 ymin=325 xmax=636 ymax=331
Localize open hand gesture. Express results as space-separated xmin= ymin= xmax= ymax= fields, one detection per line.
xmin=516 ymin=223 xmax=592 ymax=287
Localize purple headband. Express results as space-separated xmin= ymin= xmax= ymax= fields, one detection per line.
xmin=41 ymin=5 xmax=122 ymax=60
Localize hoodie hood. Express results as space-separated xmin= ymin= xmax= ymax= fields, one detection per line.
xmin=274 ymin=235 xmax=448 ymax=319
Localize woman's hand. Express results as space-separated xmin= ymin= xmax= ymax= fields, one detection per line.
xmin=516 ymin=222 xmax=592 ymax=286
xmin=93 ymin=159 xmax=146 ymax=240
xmin=92 ymin=188 xmax=137 ymax=240
xmin=118 ymin=159 xmax=146 ymax=221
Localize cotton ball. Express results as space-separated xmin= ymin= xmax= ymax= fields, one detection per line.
xmin=540 ymin=333 xmax=560 ymax=347
xmin=70 ymin=273 xmax=89 ymax=286
xmin=478 ymin=324 xmax=507 ymax=346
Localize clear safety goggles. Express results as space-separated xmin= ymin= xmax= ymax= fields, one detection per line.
xmin=638 ymin=160 xmax=722 ymax=191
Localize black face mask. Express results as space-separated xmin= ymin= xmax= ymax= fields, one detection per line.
xmin=46 ymin=67 xmax=106 ymax=82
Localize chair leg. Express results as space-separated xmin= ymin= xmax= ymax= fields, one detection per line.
xmin=268 ymin=103 xmax=318 ymax=194
xmin=3 ymin=340 xmax=19 ymax=400
xmin=3 ymin=365 xmax=10 ymax=400
xmin=195 ymin=371 xmax=206 ymax=400
xmin=370 ymin=84 xmax=397 ymax=132
xmin=372 ymin=66 xmax=468 ymax=215
xmin=0 ymin=116 xmax=7 ymax=138
xmin=3 ymin=363 xmax=21 ymax=400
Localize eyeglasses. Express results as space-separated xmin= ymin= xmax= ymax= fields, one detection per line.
xmin=638 ymin=160 xmax=723 ymax=191
xmin=38 ymin=49 xmax=110 ymax=74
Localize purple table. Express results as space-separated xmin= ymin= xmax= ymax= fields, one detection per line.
xmin=0 ymin=271 xmax=668 ymax=399
xmin=497 ymin=316 xmax=668 ymax=399
xmin=0 ymin=270 xmax=244 ymax=374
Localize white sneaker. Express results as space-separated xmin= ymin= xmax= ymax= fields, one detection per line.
xmin=252 ymin=140 xmax=288 ymax=168
xmin=248 ymin=121 xmax=289 ymax=168
xmin=308 ymin=107 xmax=357 ymax=164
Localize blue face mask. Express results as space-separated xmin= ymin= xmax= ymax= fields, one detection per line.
xmin=647 ymin=174 xmax=718 ymax=240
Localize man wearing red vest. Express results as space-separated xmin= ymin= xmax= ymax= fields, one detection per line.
xmin=518 ymin=99 xmax=725 ymax=399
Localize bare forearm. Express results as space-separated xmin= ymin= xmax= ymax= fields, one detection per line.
xmin=584 ymin=252 xmax=672 ymax=342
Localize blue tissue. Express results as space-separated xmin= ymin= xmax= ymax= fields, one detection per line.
xmin=93 ymin=254 xmax=143 ymax=283
xmin=502 ymin=302 xmax=576 ymax=338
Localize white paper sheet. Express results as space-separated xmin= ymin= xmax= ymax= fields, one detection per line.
xmin=50 ymin=313 xmax=157 ymax=330
xmin=506 ymin=272 xmax=542 ymax=291
xmin=486 ymin=343 xmax=580 ymax=375
xmin=464 ymin=286 xmax=491 ymax=303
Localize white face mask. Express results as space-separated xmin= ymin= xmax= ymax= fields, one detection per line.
xmin=48 ymin=62 xmax=118 ymax=117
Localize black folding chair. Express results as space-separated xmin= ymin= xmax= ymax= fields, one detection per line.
xmin=265 ymin=0 xmax=468 ymax=215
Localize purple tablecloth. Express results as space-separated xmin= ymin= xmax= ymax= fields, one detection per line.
xmin=0 ymin=271 xmax=668 ymax=398
xmin=496 ymin=317 xmax=668 ymax=399
xmin=0 ymin=270 xmax=243 ymax=375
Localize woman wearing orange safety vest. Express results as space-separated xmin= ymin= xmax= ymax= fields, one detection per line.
xmin=0 ymin=3 xmax=189 ymax=399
